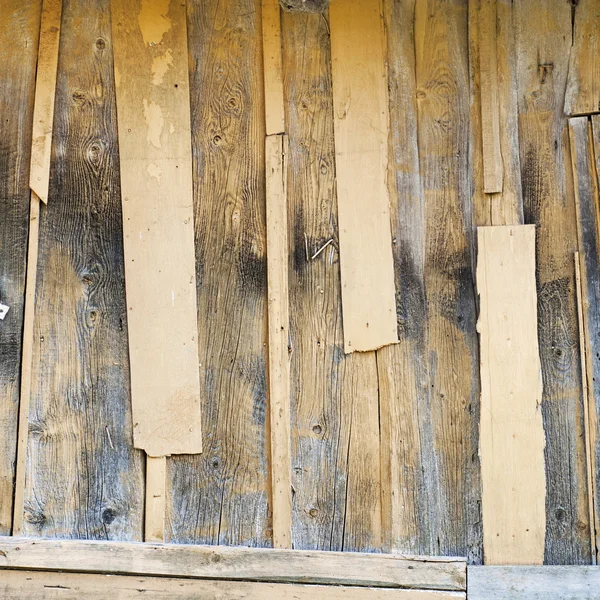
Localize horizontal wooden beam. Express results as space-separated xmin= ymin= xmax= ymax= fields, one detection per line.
xmin=468 ymin=566 xmax=600 ymax=599
xmin=0 ymin=537 xmax=466 ymax=592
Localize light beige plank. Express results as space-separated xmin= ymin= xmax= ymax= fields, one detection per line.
xmin=477 ymin=225 xmax=546 ymax=564
xmin=329 ymin=0 xmax=398 ymax=353
xmin=0 ymin=537 xmax=467 ymax=591
xmin=0 ymin=570 xmax=465 ymax=600
xmin=265 ymin=133 xmax=292 ymax=548
xmin=262 ymin=0 xmax=285 ymax=135
xmin=145 ymin=456 xmax=166 ymax=542
xmin=29 ymin=0 xmax=62 ymax=204
xmin=111 ymin=0 xmax=202 ymax=456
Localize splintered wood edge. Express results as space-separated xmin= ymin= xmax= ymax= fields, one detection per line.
xmin=0 ymin=537 xmax=466 ymax=591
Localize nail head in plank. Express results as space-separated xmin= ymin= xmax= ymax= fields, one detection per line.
xmin=111 ymin=0 xmax=202 ymax=457
xmin=329 ymin=0 xmax=398 ymax=354
xmin=477 ymin=225 xmax=546 ymax=565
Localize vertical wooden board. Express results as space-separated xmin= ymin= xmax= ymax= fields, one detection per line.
xmin=282 ymin=10 xmax=382 ymax=551
xmin=477 ymin=225 xmax=546 ymax=565
xmin=111 ymin=0 xmax=202 ymax=457
xmin=564 ymin=0 xmax=600 ymax=116
xmin=145 ymin=456 xmax=166 ymax=543
xmin=167 ymin=0 xmax=270 ymax=546
xmin=515 ymin=0 xmax=592 ymax=564
xmin=410 ymin=0 xmax=482 ymax=562
xmin=469 ymin=0 xmax=523 ymax=227
xmin=23 ymin=0 xmax=145 ymax=540
xmin=329 ymin=0 xmax=398 ymax=354
xmin=0 ymin=0 xmax=40 ymax=534
xmin=262 ymin=0 xmax=285 ymax=135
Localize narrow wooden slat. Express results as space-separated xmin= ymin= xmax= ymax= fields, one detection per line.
xmin=0 ymin=570 xmax=465 ymax=600
xmin=262 ymin=0 xmax=285 ymax=135
xmin=564 ymin=0 xmax=600 ymax=116
xmin=0 ymin=537 xmax=467 ymax=591
xmin=329 ymin=0 xmax=398 ymax=354
xmin=28 ymin=0 xmax=62 ymax=204
xmin=110 ymin=0 xmax=202 ymax=457
xmin=0 ymin=0 xmax=40 ymax=535
xmin=477 ymin=225 xmax=545 ymax=565
xmin=468 ymin=566 xmax=600 ymax=600
xmin=478 ymin=0 xmax=503 ymax=193
xmin=145 ymin=456 xmax=166 ymax=543
xmin=265 ymin=134 xmax=292 ymax=548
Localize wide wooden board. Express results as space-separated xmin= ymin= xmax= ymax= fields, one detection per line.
xmin=477 ymin=225 xmax=546 ymax=564
xmin=111 ymin=0 xmax=202 ymax=457
xmin=329 ymin=0 xmax=398 ymax=353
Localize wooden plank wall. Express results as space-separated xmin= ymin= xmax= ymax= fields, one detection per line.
xmin=0 ymin=0 xmax=599 ymax=566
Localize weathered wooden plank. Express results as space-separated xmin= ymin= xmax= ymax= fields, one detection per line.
xmin=265 ymin=133 xmax=292 ymax=548
xmin=145 ymin=456 xmax=166 ymax=543
xmin=0 ymin=536 xmax=467 ymax=591
xmin=0 ymin=570 xmax=465 ymax=600
xmin=477 ymin=225 xmax=546 ymax=565
xmin=469 ymin=0 xmax=523 ymax=227
xmin=167 ymin=0 xmax=270 ymax=546
xmin=564 ymin=0 xmax=600 ymax=116
xmin=329 ymin=0 xmax=398 ymax=354
xmin=390 ymin=0 xmax=480 ymax=562
xmin=111 ymin=0 xmax=202 ymax=458
xmin=262 ymin=0 xmax=285 ymax=135
xmin=468 ymin=565 xmax=600 ymax=599
xmin=515 ymin=0 xmax=592 ymax=564
xmin=0 ymin=0 xmax=41 ymax=535
xmin=22 ymin=0 xmax=144 ymax=540
xmin=282 ymin=9 xmax=382 ymax=552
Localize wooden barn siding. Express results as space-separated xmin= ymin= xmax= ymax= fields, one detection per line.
xmin=0 ymin=0 xmax=596 ymax=564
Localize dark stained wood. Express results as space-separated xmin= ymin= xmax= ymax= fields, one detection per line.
xmin=167 ymin=0 xmax=270 ymax=547
xmin=0 ymin=0 xmax=41 ymax=535
xmin=282 ymin=10 xmax=382 ymax=551
xmin=514 ymin=0 xmax=592 ymax=564
xmin=22 ymin=0 xmax=144 ymax=540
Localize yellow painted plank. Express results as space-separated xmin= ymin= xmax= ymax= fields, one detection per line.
xmin=265 ymin=134 xmax=292 ymax=548
xmin=329 ymin=0 xmax=398 ymax=354
xmin=477 ymin=225 xmax=546 ymax=565
xmin=262 ymin=0 xmax=285 ymax=135
xmin=111 ymin=0 xmax=202 ymax=457
xmin=29 ymin=0 xmax=62 ymax=204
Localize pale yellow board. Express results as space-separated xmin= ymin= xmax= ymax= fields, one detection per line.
xmin=111 ymin=0 xmax=202 ymax=457
xmin=265 ymin=134 xmax=292 ymax=548
xmin=477 ymin=225 xmax=546 ymax=565
xmin=29 ymin=0 xmax=62 ymax=204
xmin=329 ymin=0 xmax=398 ymax=354
xmin=262 ymin=0 xmax=285 ymax=135
xmin=145 ymin=455 xmax=166 ymax=542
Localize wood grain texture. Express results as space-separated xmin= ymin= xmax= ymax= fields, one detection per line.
xmin=572 ymin=115 xmax=600 ymax=561
xmin=265 ymin=133 xmax=292 ymax=548
xmin=564 ymin=0 xmax=600 ymax=116
xmin=282 ymin=9 xmax=382 ymax=552
xmin=145 ymin=456 xmax=166 ymax=542
xmin=329 ymin=0 xmax=398 ymax=354
xmin=477 ymin=225 xmax=546 ymax=565
xmin=515 ymin=0 xmax=592 ymax=564
xmin=0 ymin=570 xmax=465 ymax=600
xmin=167 ymin=0 xmax=270 ymax=547
xmin=469 ymin=0 xmax=523 ymax=227
xmin=262 ymin=0 xmax=285 ymax=135
xmin=0 ymin=536 xmax=467 ymax=591
xmin=28 ymin=0 xmax=62 ymax=204
xmin=468 ymin=565 xmax=600 ymax=599
xmin=22 ymin=0 xmax=145 ymax=540
xmin=0 ymin=0 xmax=41 ymax=535
xmin=111 ymin=0 xmax=202 ymax=457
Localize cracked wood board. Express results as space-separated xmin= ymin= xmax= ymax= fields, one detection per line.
xmin=477 ymin=225 xmax=546 ymax=564
xmin=111 ymin=0 xmax=202 ymax=458
xmin=329 ymin=0 xmax=398 ymax=354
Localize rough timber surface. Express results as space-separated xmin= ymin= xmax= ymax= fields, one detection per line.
xmin=282 ymin=8 xmax=382 ymax=552
xmin=0 ymin=0 xmax=40 ymax=535
xmin=166 ymin=0 xmax=270 ymax=547
xmin=22 ymin=0 xmax=145 ymax=540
